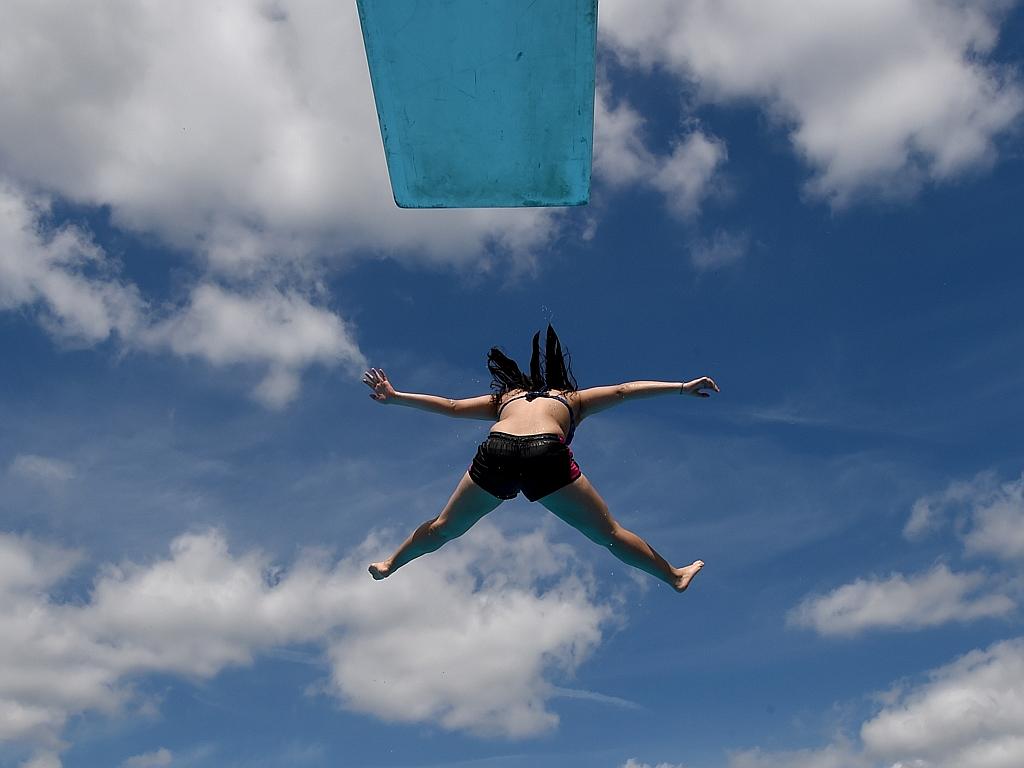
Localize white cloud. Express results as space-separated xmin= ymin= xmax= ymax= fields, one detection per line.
xmin=861 ymin=638 xmax=1024 ymax=768
xmin=623 ymin=759 xmax=688 ymax=768
xmin=1 ymin=181 xmax=363 ymax=406
xmin=904 ymin=470 xmax=1024 ymax=561
xmin=0 ymin=182 xmax=144 ymax=345
xmin=20 ymin=752 xmax=63 ymax=768
xmin=122 ymin=748 xmax=172 ymax=768
xmin=652 ymin=133 xmax=728 ymax=218
xmin=0 ymin=524 xmax=611 ymax=759
xmin=321 ymin=525 xmax=607 ymax=737
xmin=593 ymin=88 xmax=726 ymax=218
xmin=0 ymin=0 xmax=557 ymax=271
xmin=728 ymin=638 xmax=1024 ymax=768
xmin=0 ymin=533 xmax=82 ymax=599
xmin=8 ymin=455 xmax=75 ymax=486
xmin=903 ymin=471 xmax=999 ymax=540
xmin=788 ymin=564 xmax=1014 ymax=637
xmin=600 ymin=0 xmax=1023 ymax=204
xmin=788 ymin=469 xmax=1024 ymax=641
xmin=963 ymin=474 xmax=1024 ymax=561
xmin=592 ymin=89 xmax=657 ymax=186
xmin=144 ymin=283 xmax=364 ymax=408
xmin=689 ymin=230 xmax=749 ymax=271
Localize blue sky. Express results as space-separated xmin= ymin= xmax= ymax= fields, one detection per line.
xmin=2 ymin=2 xmax=1024 ymax=768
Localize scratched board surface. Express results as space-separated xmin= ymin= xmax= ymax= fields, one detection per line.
xmin=356 ymin=0 xmax=597 ymax=208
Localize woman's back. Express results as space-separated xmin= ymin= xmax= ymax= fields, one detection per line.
xmin=492 ymin=389 xmax=578 ymax=442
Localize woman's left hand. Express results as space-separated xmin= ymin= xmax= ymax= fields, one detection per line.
xmin=682 ymin=376 xmax=720 ymax=398
xmin=363 ymin=368 xmax=397 ymax=403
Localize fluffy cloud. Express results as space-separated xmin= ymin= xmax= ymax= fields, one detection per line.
xmin=0 ymin=182 xmax=144 ymax=345
xmin=8 ymin=455 xmax=75 ymax=486
xmin=788 ymin=564 xmax=1014 ymax=637
xmin=323 ymin=526 xmax=606 ymax=737
xmin=145 ymin=283 xmax=364 ymax=408
xmin=904 ymin=470 xmax=1024 ymax=561
xmin=860 ymin=638 xmax=1024 ymax=768
xmin=903 ymin=471 xmax=999 ymax=540
xmin=962 ymin=474 xmax=1024 ymax=561
xmin=20 ymin=753 xmax=62 ymax=768
xmin=689 ymin=230 xmax=750 ymax=271
xmin=600 ymin=0 xmax=1023 ymax=204
xmin=593 ymin=88 xmax=726 ymax=218
xmin=727 ymin=638 xmax=1024 ymax=768
xmin=1 ymin=181 xmax=362 ymax=405
xmin=0 ymin=525 xmax=610 ymax=761
xmin=0 ymin=0 xmax=558 ymax=269
xmin=122 ymin=748 xmax=172 ymax=768
xmin=622 ymin=759 xmax=688 ymax=768
xmin=0 ymin=534 xmax=83 ymax=603
xmin=793 ymin=468 xmax=1024 ymax=638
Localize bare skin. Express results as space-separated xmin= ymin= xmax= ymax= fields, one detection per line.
xmin=363 ymin=367 xmax=718 ymax=591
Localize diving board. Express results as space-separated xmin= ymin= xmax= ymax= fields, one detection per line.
xmin=356 ymin=0 xmax=598 ymax=208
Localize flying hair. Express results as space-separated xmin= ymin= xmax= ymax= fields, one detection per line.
xmin=487 ymin=324 xmax=578 ymax=410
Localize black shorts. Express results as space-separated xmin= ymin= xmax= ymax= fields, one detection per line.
xmin=468 ymin=432 xmax=582 ymax=502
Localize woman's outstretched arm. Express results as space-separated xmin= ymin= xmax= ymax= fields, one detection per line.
xmin=363 ymin=367 xmax=496 ymax=420
xmin=576 ymin=377 xmax=719 ymax=419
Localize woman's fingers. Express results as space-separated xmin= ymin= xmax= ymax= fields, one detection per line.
xmin=363 ymin=371 xmax=386 ymax=400
xmin=685 ymin=376 xmax=719 ymax=397
xmin=362 ymin=368 xmax=392 ymax=402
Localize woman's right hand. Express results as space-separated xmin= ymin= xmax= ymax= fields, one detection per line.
xmin=363 ymin=368 xmax=397 ymax=403
xmin=682 ymin=376 xmax=720 ymax=398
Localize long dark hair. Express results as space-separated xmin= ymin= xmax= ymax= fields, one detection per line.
xmin=487 ymin=325 xmax=579 ymax=409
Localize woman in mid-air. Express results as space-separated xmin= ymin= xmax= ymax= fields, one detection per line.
xmin=362 ymin=325 xmax=718 ymax=592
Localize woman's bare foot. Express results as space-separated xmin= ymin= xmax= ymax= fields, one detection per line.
xmin=672 ymin=560 xmax=704 ymax=592
xmin=368 ymin=561 xmax=392 ymax=580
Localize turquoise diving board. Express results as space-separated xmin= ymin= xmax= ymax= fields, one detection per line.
xmin=356 ymin=0 xmax=598 ymax=209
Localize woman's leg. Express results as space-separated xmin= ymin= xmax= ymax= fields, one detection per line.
xmin=369 ymin=471 xmax=504 ymax=579
xmin=539 ymin=474 xmax=703 ymax=592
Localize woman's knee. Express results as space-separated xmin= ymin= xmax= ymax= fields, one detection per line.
xmin=427 ymin=517 xmax=459 ymax=542
xmin=578 ymin=520 xmax=620 ymax=547
xmin=599 ymin=522 xmax=631 ymax=547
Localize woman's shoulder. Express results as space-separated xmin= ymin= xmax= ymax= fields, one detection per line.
xmin=496 ymin=388 xmax=525 ymax=407
xmin=548 ymin=389 xmax=582 ymax=416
